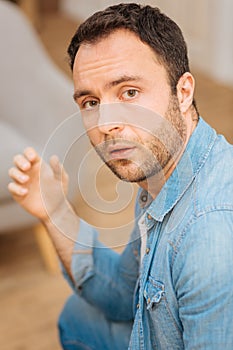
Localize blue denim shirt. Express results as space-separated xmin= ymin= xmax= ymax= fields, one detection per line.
xmin=66 ymin=118 xmax=233 ymax=349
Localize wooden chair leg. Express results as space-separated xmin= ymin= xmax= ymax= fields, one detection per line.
xmin=34 ymin=223 xmax=59 ymax=274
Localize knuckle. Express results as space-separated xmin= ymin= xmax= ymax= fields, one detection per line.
xmin=24 ymin=146 xmax=33 ymax=153
xmin=8 ymin=182 xmax=14 ymax=192
xmin=8 ymin=167 xmax=15 ymax=177
xmin=13 ymin=154 xmax=21 ymax=163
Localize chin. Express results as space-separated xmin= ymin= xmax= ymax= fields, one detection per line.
xmin=106 ymin=160 xmax=159 ymax=183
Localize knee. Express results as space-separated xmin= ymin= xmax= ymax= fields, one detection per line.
xmin=58 ymin=294 xmax=132 ymax=350
xmin=58 ymin=293 xmax=96 ymax=349
xmin=58 ymin=294 xmax=81 ymax=347
xmin=59 ymin=294 xmax=78 ymax=326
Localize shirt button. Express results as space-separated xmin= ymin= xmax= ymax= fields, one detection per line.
xmin=141 ymin=195 xmax=147 ymax=202
xmin=133 ymin=250 xmax=138 ymax=257
xmin=147 ymin=214 xmax=152 ymax=220
xmin=136 ymin=303 xmax=140 ymax=309
xmin=146 ymin=247 xmax=150 ymax=254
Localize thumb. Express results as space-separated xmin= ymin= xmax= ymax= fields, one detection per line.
xmin=49 ymin=156 xmax=69 ymax=187
xmin=50 ymin=155 xmax=62 ymax=180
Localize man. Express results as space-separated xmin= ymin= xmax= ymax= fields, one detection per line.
xmin=8 ymin=3 xmax=233 ymax=349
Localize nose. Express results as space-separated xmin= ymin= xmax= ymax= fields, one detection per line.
xmin=97 ymin=103 xmax=125 ymax=135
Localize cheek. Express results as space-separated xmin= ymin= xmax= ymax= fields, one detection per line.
xmin=133 ymin=125 xmax=156 ymax=142
xmin=86 ymin=128 xmax=102 ymax=146
xmin=127 ymin=99 xmax=170 ymax=135
xmin=81 ymin=110 xmax=99 ymax=131
xmin=142 ymin=87 xmax=171 ymax=117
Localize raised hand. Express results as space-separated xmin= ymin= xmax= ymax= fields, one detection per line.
xmin=8 ymin=147 xmax=69 ymax=222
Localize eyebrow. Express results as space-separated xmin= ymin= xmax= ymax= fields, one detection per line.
xmin=104 ymin=75 xmax=142 ymax=89
xmin=73 ymin=89 xmax=92 ymax=101
xmin=73 ymin=75 xmax=143 ymax=101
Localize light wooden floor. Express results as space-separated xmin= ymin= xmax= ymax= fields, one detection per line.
xmin=1 ymin=10 xmax=232 ymax=350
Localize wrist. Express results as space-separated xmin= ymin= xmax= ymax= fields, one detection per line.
xmin=42 ymin=200 xmax=80 ymax=241
xmin=41 ymin=201 xmax=79 ymax=281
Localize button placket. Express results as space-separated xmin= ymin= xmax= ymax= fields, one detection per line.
xmin=145 ymin=212 xmax=155 ymax=230
xmin=144 ymin=212 xmax=156 ymax=256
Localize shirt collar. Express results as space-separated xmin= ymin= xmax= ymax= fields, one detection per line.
xmin=139 ymin=117 xmax=217 ymax=222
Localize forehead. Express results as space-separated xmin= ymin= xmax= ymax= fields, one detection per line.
xmin=72 ymin=29 xmax=162 ymax=81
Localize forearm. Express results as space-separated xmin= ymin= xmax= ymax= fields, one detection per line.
xmin=66 ymin=219 xmax=140 ymax=321
xmin=42 ymin=201 xmax=80 ymax=280
xmin=82 ymin=241 xmax=139 ymax=321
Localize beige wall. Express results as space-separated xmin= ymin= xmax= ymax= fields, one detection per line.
xmin=60 ymin=0 xmax=233 ymax=87
xmin=148 ymin=0 xmax=233 ymax=87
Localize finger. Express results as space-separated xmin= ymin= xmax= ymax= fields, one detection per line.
xmin=13 ymin=154 xmax=31 ymax=171
xmin=50 ymin=155 xmax=62 ymax=180
xmin=8 ymin=182 xmax=28 ymax=196
xmin=8 ymin=167 xmax=30 ymax=184
xmin=24 ymin=147 xmax=40 ymax=164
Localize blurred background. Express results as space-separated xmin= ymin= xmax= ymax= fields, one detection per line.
xmin=0 ymin=0 xmax=232 ymax=349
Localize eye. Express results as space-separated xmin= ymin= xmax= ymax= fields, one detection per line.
xmin=122 ymin=89 xmax=139 ymax=100
xmin=82 ymin=100 xmax=99 ymax=110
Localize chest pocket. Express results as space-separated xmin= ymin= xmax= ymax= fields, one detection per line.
xmin=143 ymin=276 xmax=183 ymax=349
xmin=144 ymin=277 xmax=165 ymax=310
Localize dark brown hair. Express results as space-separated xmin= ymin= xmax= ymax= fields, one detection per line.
xmin=68 ymin=3 xmax=197 ymax=109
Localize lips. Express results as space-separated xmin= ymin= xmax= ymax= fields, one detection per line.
xmin=107 ymin=144 xmax=136 ymax=159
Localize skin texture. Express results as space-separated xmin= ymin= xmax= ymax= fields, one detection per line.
xmin=8 ymin=29 xmax=197 ymax=277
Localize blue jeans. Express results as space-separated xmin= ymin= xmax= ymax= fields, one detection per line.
xmin=58 ymin=294 xmax=133 ymax=350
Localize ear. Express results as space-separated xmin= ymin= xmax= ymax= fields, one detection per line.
xmin=176 ymin=72 xmax=195 ymax=114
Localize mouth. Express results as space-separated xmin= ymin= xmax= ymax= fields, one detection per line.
xmin=107 ymin=144 xmax=136 ymax=160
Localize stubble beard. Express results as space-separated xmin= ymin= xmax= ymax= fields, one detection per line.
xmin=94 ymin=96 xmax=187 ymax=183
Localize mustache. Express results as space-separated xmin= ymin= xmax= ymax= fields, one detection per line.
xmin=93 ymin=137 xmax=156 ymax=164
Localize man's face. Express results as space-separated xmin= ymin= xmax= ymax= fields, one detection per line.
xmin=73 ymin=29 xmax=187 ymax=183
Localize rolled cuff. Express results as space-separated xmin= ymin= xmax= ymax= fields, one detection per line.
xmin=62 ymin=219 xmax=98 ymax=291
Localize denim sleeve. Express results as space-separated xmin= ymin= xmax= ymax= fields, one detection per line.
xmin=62 ymin=217 xmax=140 ymax=321
xmin=173 ymin=210 xmax=233 ymax=349
xmin=61 ymin=219 xmax=98 ymax=290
